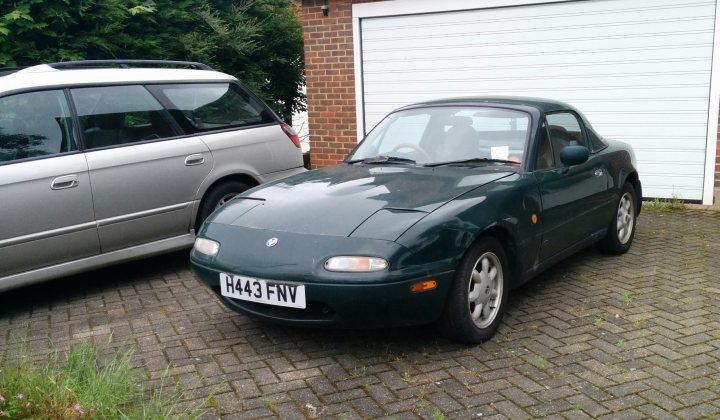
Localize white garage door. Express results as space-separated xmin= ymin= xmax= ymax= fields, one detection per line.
xmin=354 ymin=0 xmax=718 ymax=201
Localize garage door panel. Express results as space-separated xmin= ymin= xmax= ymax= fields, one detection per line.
xmin=584 ymin=113 xmax=709 ymax=127
xmin=363 ymin=73 xmax=711 ymax=92
xmin=634 ymin=149 xmax=707 ymax=163
xmin=641 ymin=174 xmax=705 ymax=189
xmin=364 ymin=53 xmax=712 ymax=75
xmin=363 ymin=34 xmax=713 ymax=60
xmin=640 ymin=162 xmax=705 ymax=176
xmin=363 ymin=86 xmax=711 ymax=103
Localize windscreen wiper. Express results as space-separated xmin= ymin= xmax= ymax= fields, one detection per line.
xmin=346 ymin=155 xmax=417 ymax=165
xmin=423 ymin=158 xmax=520 ymax=167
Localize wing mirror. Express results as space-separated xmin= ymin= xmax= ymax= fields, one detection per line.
xmin=559 ymin=143 xmax=590 ymax=166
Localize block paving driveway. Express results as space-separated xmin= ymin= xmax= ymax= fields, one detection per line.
xmin=1 ymin=208 xmax=719 ymax=419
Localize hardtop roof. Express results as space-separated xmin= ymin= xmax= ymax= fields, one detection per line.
xmin=399 ymin=96 xmax=576 ymax=113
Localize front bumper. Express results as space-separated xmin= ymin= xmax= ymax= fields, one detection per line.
xmin=192 ymin=260 xmax=454 ymax=328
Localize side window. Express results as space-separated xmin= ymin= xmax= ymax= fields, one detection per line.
xmin=535 ymin=122 xmax=555 ymax=170
xmin=152 ymin=83 xmax=275 ymax=133
xmin=0 ymin=90 xmax=76 ymax=162
xmin=71 ymin=85 xmax=177 ymax=150
xmin=546 ymin=112 xmax=585 ymax=165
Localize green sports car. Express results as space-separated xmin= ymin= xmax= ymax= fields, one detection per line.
xmin=190 ymin=97 xmax=641 ymax=343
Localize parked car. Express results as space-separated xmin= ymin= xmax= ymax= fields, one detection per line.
xmin=0 ymin=60 xmax=305 ymax=292
xmin=190 ymin=97 xmax=641 ymax=343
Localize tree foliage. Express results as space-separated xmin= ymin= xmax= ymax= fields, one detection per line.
xmin=0 ymin=0 xmax=304 ymax=121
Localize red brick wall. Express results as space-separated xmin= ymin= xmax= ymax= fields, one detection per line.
xmin=301 ymin=0 xmax=379 ymax=168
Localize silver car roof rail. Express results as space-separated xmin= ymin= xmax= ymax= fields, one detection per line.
xmin=46 ymin=60 xmax=214 ymax=71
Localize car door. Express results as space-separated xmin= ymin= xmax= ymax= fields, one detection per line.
xmin=0 ymin=89 xmax=99 ymax=280
xmin=70 ymin=85 xmax=213 ymax=253
xmin=534 ymin=112 xmax=609 ymax=260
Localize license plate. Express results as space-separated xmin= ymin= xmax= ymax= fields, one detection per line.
xmin=219 ymin=273 xmax=306 ymax=309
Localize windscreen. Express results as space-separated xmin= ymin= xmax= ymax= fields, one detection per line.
xmin=348 ymin=106 xmax=531 ymax=165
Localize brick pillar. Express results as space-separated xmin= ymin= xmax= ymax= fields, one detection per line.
xmin=301 ymin=0 xmax=378 ymax=168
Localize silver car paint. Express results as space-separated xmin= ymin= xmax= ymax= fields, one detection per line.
xmin=0 ymin=154 xmax=99 ymax=278
xmin=86 ymin=136 xmax=213 ymax=252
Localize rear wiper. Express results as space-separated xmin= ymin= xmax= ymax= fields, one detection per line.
xmin=424 ymin=158 xmax=520 ymax=167
xmin=346 ymin=155 xmax=417 ymax=165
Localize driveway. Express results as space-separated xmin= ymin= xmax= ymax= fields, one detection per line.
xmin=1 ymin=209 xmax=719 ymax=419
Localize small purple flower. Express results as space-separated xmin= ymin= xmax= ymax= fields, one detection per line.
xmin=74 ymin=403 xmax=84 ymax=415
xmin=0 ymin=394 xmax=4 ymax=402
xmin=15 ymin=393 xmax=22 ymax=400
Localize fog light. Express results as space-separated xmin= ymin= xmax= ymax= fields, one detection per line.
xmin=410 ymin=280 xmax=437 ymax=293
xmin=193 ymin=237 xmax=219 ymax=257
xmin=324 ymin=256 xmax=388 ymax=272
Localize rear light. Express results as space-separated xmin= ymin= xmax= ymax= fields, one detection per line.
xmin=280 ymin=123 xmax=301 ymax=148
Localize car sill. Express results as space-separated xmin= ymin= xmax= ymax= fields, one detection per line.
xmin=0 ymin=233 xmax=195 ymax=292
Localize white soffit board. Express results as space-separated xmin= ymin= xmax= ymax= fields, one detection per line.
xmin=355 ymin=0 xmax=717 ymax=201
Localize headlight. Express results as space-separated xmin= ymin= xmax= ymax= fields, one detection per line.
xmin=324 ymin=256 xmax=388 ymax=272
xmin=193 ymin=237 xmax=220 ymax=257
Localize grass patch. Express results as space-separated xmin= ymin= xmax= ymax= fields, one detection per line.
xmin=0 ymin=340 xmax=206 ymax=419
xmin=643 ymin=196 xmax=686 ymax=212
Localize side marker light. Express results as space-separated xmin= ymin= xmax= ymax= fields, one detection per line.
xmin=410 ymin=280 xmax=437 ymax=293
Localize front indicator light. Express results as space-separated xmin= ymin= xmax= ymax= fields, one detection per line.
xmin=194 ymin=238 xmax=220 ymax=257
xmin=410 ymin=280 xmax=437 ymax=293
xmin=324 ymin=256 xmax=388 ymax=272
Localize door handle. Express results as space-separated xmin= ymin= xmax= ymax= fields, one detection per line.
xmin=51 ymin=175 xmax=79 ymax=190
xmin=184 ymin=154 xmax=205 ymax=166
xmin=594 ymin=168 xmax=604 ymax=177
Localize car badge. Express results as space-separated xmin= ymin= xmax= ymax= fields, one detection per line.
xmin=266 ymin=237 xmax=278 ymax=247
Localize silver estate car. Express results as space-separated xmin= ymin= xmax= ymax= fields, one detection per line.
xmin=0 ymin=60 xmax=305 ymax=291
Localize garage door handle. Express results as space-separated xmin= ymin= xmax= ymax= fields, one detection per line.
xmin=51 ymin=175 xmax=79 ymax=190
xmin=185 ymin=154 xmax=205 ymax=166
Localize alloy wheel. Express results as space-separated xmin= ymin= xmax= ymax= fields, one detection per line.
xmin=467 ymin=252 xmax=504 ymax=329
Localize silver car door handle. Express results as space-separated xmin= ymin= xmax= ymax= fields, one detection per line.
xmin=184 ymin=154 xmax=205 ymax=166
xmin=51 ymin=175 xmax=79 ymax=190
xmin=594 ymin=168 xmax=604 ymax=177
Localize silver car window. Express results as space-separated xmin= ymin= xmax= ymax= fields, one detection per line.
xmin=156 ymin=83 xmax=275 ymax=133
xmin=0 ymin=90 xmax=76 ymax=162
xmin=70 ymin=85 xmax=177 ymax=150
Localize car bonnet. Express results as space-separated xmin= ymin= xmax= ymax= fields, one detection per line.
xmin=206 ymin=164 xmax=514 ymax=238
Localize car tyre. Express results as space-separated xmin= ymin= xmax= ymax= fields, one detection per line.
xmin=600 ymin=182 xmax=637 ymax=255
xmin=196 ymin=180 xmax=250 ymax=231
xmin=441 ymin=236 xmax=509 ymax=344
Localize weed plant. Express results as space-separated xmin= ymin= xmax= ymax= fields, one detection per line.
xmin=0 ymin=340 xmax=206 ymax=419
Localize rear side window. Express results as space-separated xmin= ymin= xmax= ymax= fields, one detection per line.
xmin=0 ymin=90 xmax=76 ymax=162
xmin=152 ymin=83 xmax=275 ymax=133
xmin=70 ymin=85 xmax=177 ymax=150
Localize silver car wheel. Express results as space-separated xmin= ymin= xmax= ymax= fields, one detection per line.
xmin=616 ymin=192 xmax=634 ymax=245
xmin=467 ymin=252 xmax=504 ymax=329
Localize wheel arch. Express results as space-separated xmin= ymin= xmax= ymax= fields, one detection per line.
xmin=193 ymin=173 xmax=260 ymax=230
xmin=472 ymin=224 xmax=521 ymax=289
xmin=624 ymin=171 xmax=642 ymax=215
